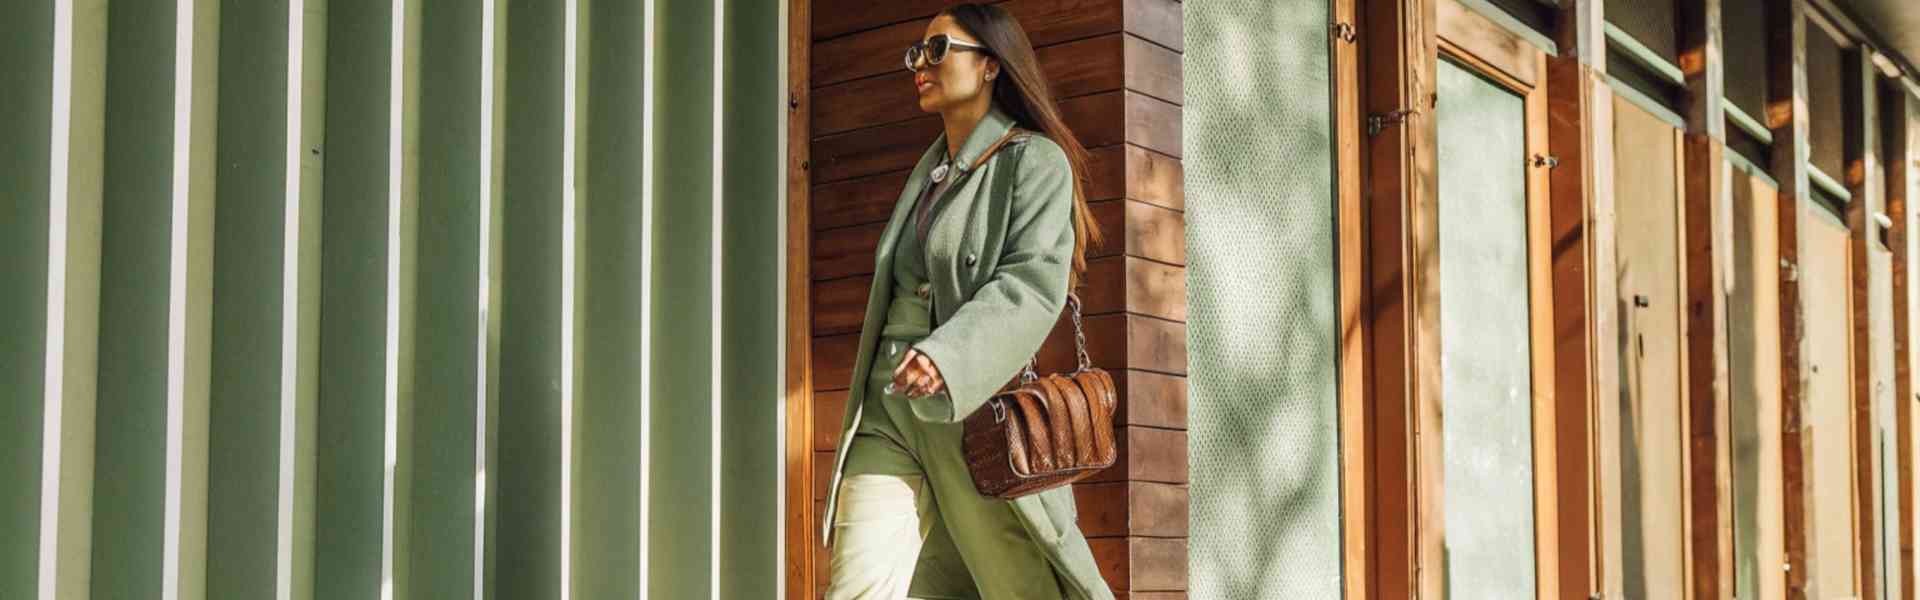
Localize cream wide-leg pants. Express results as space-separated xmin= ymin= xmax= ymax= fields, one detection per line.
xmin=825 ymin=337 xmax=1068 ymax=600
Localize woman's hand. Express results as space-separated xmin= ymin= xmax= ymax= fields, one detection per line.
xmin=891 ymin=347 xmax=947 ymax=398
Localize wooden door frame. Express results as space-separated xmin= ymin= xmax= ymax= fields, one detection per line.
xmin=1355 ymin=0 xmax=1565 ymax=597
xmin=783 ymin=0 xmax=814 ymax=598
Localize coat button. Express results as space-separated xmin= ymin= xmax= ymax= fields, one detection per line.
xmin=965 ymin=253 xmax=978 ymax=266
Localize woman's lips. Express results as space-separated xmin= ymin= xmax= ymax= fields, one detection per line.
xmin=916 ymin=79 xmax=936 ymax=93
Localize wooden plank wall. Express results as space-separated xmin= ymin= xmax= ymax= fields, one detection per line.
xmin=803 ymin=1 xmax=1189 ymax=597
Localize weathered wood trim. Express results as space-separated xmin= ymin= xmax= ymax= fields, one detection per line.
xmin=1843 ymin=42 xmax=1884 ymax=600
xmin=783 ymin=0 xmax=815 ymax=598
xmin=1679 ymin=0 xmax=1734 ymax=597
xmin=1765 ymin=1 xmax=1817 ymax=598
xmin=1522 ymin=46 xmax=1563 ymax=600
xmin=1363 ymin=0 xmax=1439 ymax=596
xmin=1332 ymin=0 xmax=1370 ymax=597
xmin=1886 ymin=84 xmax=1917 ymax=600
xmin=1436 ymin=0 xmax=1538 ymax=87
xmin=1548 ymin=1 xmax=1614 ymax=596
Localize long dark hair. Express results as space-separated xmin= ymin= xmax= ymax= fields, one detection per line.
xmin=940 ymin=3 xmax=1102 ymax=293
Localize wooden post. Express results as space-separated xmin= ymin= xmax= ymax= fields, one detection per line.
xmin=1766 ymin=1 xmax=1817 ymax=598
xmin=1362 ymin=0 xmax=1439 ymax=596
xmin=1886 ymin=84 xmax=1917 ymax=600
xmin=1333 ymin=0 xmax=1370 ymax=597
xmin=782 ymin=0 xmax=814 ymax=597
xmin=1547 ymin=0 xmax=1616 ymax=598
xmin=1842 ymin=38 xmax=1885 ymax=600
xmin=1679 ymin=0 xmax=1734 ymax=597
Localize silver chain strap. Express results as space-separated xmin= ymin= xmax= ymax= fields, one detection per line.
xmin=1018 ymin=293 xmax=1089 ymax=382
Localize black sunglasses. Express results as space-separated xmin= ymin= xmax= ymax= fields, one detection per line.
xmin=904 ymin=34 xmax=991 ymax=72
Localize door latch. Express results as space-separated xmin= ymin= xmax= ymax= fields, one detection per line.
xmin=1367 ymin=109 xmax=1418 ymax=137
xmin=1331 ymin=22 xmax=1357 ymax=43
xmin=1532 ymin=153 xmax=1561 ymax=168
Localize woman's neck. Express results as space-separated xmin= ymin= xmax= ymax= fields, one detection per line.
xmin=939 ymin=98 xmax=992 ymax=161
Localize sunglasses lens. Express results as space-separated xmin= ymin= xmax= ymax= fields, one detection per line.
xmin=928 ymin=35 xmax=949 ymax=64
xmin=904 ymin=44 xmax=919 ymax=71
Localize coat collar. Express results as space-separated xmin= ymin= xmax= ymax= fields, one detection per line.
xmin=872 ymin=103 xmax=1018 ymax=269
xmin=932 ymin=103 xmax=1017 ymax=176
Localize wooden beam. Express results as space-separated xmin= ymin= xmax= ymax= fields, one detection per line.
xmin=783 ymin=0 xmax=814 ymax=597
xmin=1842 ymin=42 xmax=1884 ymax=600
xmin=1885 ymin=84 xmax=1917 ymax=600
xmin=1362 ymin=0 xmax=1439 ymax=597
xmin=1547 ymin=0 xmax=1614 ymax=597
xmin=1332 ymin=0 xmax=1369 ymax=597
xmin=1765 ymin=1 xmax=1817 ymax=598
xmin=1678 ymin=0 xmax=1734 ymax=598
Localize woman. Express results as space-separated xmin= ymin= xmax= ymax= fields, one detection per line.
xmin=819 ymin=4 xmax=1112 ymax=600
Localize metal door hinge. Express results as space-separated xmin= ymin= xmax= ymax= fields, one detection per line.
xmin=1367 ymin=109 xmax=1417 ymax=137
xmin=1331 ymin=22 xmax=1357 ymax=43
xmin=1532 ymin=153 xmax=1560 ymax=168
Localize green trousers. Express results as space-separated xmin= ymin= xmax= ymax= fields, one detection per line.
xmin=825 ymin=336 xmax=1069 ymax=600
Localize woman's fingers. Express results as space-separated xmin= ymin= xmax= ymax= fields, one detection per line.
xmin=886 ymin=347 xmax=945 ymax=398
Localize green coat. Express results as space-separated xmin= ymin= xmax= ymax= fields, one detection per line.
xmin=820 ymin=105 xmax=1113 ymax=600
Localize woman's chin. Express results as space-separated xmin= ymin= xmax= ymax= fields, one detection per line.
xmin=916 ymin=96 xmax=941 ymax=113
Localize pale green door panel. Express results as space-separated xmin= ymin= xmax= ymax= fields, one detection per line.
xmin=1435 ymin=58 xmax=1537 ymax=600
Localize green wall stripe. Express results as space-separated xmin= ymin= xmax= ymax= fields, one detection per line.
xmin=497 ymin=0 xmax=572 ymax=595
xmin=0 ymin=0 xmax=56 ymax=582
xmin=2 ymin=1 xmax=106 ymax=598
xmin=410 ymin=0 xmax=498 ymax=597
xmin=93 ymin=0 xmax=220 ymax=597
xmin=575 ymin=0 xmax=650 ymax=596
xmin=649 ymin=0 xmax=720 ymax=596
xmin=718 ymin=0 xmax=784 ymax=597
xmin=316 ymin=0 xmax=417 ymax=596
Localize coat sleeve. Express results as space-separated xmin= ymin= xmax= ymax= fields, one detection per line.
xmin=908 ymin=138 xmax=1076 ymax=424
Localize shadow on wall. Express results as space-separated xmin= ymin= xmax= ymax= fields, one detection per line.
xmin=1184 ymin=0 xmax=1342 ymax=597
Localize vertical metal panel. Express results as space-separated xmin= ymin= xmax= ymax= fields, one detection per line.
xmin=205 ymin=1 xmax=325 ymax=599
xmin=3 ymin=0 xmax=105 ymax=597
xmin=1436 ymin=58 xmax=1538 ymax=600
xmin=1806 ymin=208 xmax=1858 ymax=598
xmin=92 ymin=0 xmax=221 ymax=598
xmin=496 ymin=0 xmax=575 ymax=594
xmin=576 ymin=0 xmax=650 ymax=596
xmin=316 ymin=0 xmax=418 ymax=597
xmin=1613 ymin=94 xmax=1687 ymax=600
xmin=719 ymin=0 xmax=785 ymax=597
xmin=1731 ymin=169 xmax=1786 ymax=600
xmin=650 ymin=0 xmax=720 ymax=596
xmin=410 ymin=0 xmax=500 ymax=597
xmin=1184 ymin=0 xmax=1342 ymax=597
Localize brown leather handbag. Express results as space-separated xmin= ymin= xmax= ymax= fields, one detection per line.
xmin=961 ymin=294 xmax=1118 ymax=499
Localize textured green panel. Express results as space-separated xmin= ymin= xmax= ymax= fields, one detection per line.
xmin=497 ymin=0 xmax=568 ymax=594
xmin=316 ymin=0 xmax=412 ymax=596
xmin=1435 ymin=59 xmax=1536 ymax=600
xmin=649 ymin=0 xmax=718 ymax=596
xmin=718 ymin=0 xmax=783 ymax=596
xmin=410 ymin=0 xmax=496 ymax=596
xmin=0 ymin=1 xmax=54 ymax=594
xmin=1184 ymin=0 xmax=1342 ymax=597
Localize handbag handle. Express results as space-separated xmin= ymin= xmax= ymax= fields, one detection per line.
xmin=1020 ymin=292 xmax=1091 ymax=382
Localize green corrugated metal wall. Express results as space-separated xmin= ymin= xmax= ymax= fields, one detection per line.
xmin=1 ymin=0 xmax=786 ymax=598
